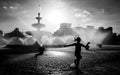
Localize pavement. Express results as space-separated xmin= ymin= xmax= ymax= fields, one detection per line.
xmin=0 ymin=47 xmax=120 ymax=75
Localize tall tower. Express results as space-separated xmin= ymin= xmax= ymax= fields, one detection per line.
xmin=36 ymin=5 xmax=42 ymax=24
xmin=32 ymin=5 xmax=45 ymax=30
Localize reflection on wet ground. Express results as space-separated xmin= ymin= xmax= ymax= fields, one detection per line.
xmin=0 ymin=48 xmax=120 ymax=75
xmin=0 ymin=49 xmax=75 ymax=75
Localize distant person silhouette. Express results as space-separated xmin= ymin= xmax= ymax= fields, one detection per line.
xmin=64 ymin=37 xmax=90 ymax=72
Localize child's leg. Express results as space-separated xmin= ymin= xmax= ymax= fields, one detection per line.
xmin=74 ymin=56 xmax=83 ymax=73
xmin=74 ymin=55 xmax=82 ymax=68
xmin=76 ymin=58 xmax=80 ymax=68
xmin=74 ymin=59 xmax=77 ymax=64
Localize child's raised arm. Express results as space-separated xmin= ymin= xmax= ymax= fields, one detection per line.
xmin=81 ymin=42 xmax=90 ymax=50
xmin=85 ymin=42 xmax=90 ymax=50
xmin=43 ymin=43 xmax=75 ymax=48
xmin=64 ymin=43 xmax=75 ymax=47
xmin=43 ymin=45 xmax=62 ymax=48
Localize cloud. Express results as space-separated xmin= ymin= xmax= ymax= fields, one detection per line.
xmin=3 ymin=6 xmax=7 ymax=9
xmin=83 ymin=10 xmax=91 ymax=15
xmin=101 ymin=9 xmax=105 ymax=13
xmin=0 ymin=1 xmax=21 ymax=10
xmin=2 ymin=6 xmax=18 ymax=10
xmin=75 ymin=9 xmax=92 ymax=18
xmin=74 ymin=9 xmax=93 ymax=23
xmin=68 ymin=0 xmax=120 ymax=27
xmin=75 ymin=13 xmax=87 ymax=18
xmin=0 ymin=1 xmax=23 ymax=23
xmin=0 ymin=13 xmax=17 ymax=23
xmin=9 ymin=6 xmax=18 ymax=9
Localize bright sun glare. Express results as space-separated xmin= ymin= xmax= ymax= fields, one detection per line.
xmin=48 ymin=51 xmax=67 ymax=56
xmin=46 ymin=10 xmax=66 ymax=24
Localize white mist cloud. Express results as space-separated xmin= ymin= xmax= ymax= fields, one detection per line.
xmin=8 ymin=37 xmax=24 ymax=45
xmin=24 ymin=37 xmax=36 ymax=45
xmin=0 ymin=37 xmax=8 ymax=47
xmin=52 ymin=38 xmax=64 ymax=45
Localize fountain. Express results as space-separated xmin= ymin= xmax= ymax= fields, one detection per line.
xmin=32 ymin=5 xmax=45 ymax=30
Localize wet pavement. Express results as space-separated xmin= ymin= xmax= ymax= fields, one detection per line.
xmin=0 ymin=47 xmax=120 ymax=75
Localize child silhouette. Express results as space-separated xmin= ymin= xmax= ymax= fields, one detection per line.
xmin=64 ymin=37 xmax=90 ymax=72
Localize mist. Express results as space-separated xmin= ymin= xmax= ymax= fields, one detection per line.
xmin=0 ymin=25 xmax=110 ymax=48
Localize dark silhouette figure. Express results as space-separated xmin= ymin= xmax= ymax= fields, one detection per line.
xmin=64 ymin=37 xmax=90 ymax=73
xmin=36 ymin=46 xmax=46 ymax=57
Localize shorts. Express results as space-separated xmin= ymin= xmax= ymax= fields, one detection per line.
xmin=75 ymin=54 xmax=82 ymax=59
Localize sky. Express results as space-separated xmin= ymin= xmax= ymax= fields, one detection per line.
xmin=0 ymin=0 xmax=120 ymax=33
